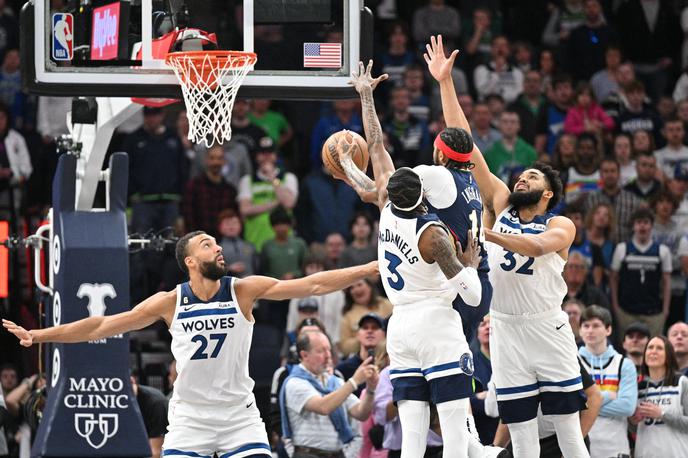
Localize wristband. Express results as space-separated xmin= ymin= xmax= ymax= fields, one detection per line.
xmin=348 ymin=378 xmax=358 ymax=391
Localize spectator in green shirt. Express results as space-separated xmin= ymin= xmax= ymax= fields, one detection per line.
xmin=485 ymin=110 xmax=538 ymax=183
xmin=249 ymin=99 xmax=294 ymax=148
xmin=260 ymin=206 xmax=307 ymax=281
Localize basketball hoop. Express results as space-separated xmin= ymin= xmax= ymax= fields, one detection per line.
xmin=165 ymin=50 xmax=257 ymax=148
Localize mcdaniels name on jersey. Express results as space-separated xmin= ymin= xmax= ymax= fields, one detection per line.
xmin=378 ymin=229 xmax=420 ymax=264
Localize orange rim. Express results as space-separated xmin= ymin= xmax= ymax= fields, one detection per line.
xmin=165 ymin=50 xmax=257 ymax=68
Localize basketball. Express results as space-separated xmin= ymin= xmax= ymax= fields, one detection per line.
xmin=321 ymin=130 xmax=369 ymax=180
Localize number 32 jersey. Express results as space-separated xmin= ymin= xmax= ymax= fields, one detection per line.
xmin=169 ymin=276 xmax=255 ymax=406
xmin=377 ymin=202 xmax=458 ymax=307
xmin=485 ymin=206 xmax=567 ymax=315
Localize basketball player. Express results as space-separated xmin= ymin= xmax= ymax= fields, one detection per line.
xmin=427 ymin=35 xmax=589 ymax=458
xmin=344 ymin=60 xmax=492 ymax=346
xmin=338 ymin=60 xmax=507 ymax=458
xmin=3 ymin=231 xmax=378 ymax=458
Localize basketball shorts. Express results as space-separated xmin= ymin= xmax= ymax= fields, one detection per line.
xmin=387 ymin=302 xmax=474 ymax=404
xmin=490 ymin=308 xmax=586 ymax=424
xmin=162 ymin=392 xmax=271 ymax=458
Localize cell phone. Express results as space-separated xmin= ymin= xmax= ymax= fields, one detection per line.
xmin=367 ymin=348 xmax=375 ymax=361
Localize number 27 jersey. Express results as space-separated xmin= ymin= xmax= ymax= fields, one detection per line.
xmin=485 ymin=206 xmax=567 ymax=315
xmin=377 ymin=202 xmax=457 ymax=307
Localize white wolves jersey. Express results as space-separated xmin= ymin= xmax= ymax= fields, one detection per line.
xmin=169 ymin=276 xmax=254 ymax=406
xmin=486 ymin=206 xmax=567 ymax=315
xmin=636 ymin=375 xmax=688 ymax=458
xmin=377 ymin=202 xmax=456 ymax=306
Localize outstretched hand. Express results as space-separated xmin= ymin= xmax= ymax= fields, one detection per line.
xmin=336 ymin=130 xmax=358 ymax=163
xmin=456 ymin=230 xmax=481 ymax=269
xmin=349 ymin=60 xmax=388 ymax=94
xmin=2 ymin=319 xmax=34 ymax=347
xmin=423 ymin=35 xmax=459 ymax=82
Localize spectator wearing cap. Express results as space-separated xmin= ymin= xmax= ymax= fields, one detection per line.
xmin=610 ymin=208 xmax=672 ymax=338
xmin=622 ymin=322 xmax=651 ymax=373
xmin=125 ymin=105 xmax=187 ymax=234
xmin=336 ymin=313 xmax=385 ymax=397
xmin=217 ymin=209 xmax=258 ymax=278
xmin=578 ymin=305 xmax=638 ymax=458
xmin=249 ymin=99 xmax=293 ymax=148
xmin=181 ymin=145 xmax=238 ymax=237
xmin=668 ymin=322 xmax=688 ymax=375
xmin=655 ymin=118 xmax=688 ymax=182
xmin=339 ymin=280 xmax=392 ymax=356
xmin=286 ymin=253 xmax=346 ymax=350
xmin=238 ymin=136 xmax=298 ymax=251
xmin=280 ymin=331 xmax=379 ymax=458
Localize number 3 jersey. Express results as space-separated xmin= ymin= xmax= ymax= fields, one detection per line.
xmin=377 ymin=202 xmax=458 ymax=307
xmin=169 ymin=276 xmax=254 ymax=406
xmin=485 ymin=205 xmax=567 ymax=315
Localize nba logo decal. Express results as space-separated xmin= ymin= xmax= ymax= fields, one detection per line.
xmin=52 ymin=13 xmax=73 ymax=61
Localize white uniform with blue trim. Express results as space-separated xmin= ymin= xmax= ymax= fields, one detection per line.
xmin=162 ymin=276 xmax=271 ymax=458
xmin=485 ymin=206 xmax=583 ymax=422
xmin=378 ymin=202 xmax=474 ymax=404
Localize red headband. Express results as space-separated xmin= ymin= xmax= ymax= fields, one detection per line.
xmin=434 ymin=135 xmax=472 ymax=162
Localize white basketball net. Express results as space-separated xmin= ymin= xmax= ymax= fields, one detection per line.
xmin=166 ymin=51 xmax=256 ymax=148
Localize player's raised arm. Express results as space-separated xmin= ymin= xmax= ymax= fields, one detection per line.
xmin=349 ymin=60 xmax=394 ymax=203
xmin=424 ymin=35 xmax=509 ymax=220
xmin=484 ymin=216 xmax=576 ymax=258
xmin=235 ymin=261 xmax=379 ymax=308
xmin=418 ymin=227 xmax=482 ymax=306
xmin=2 ymin=291 xmax=173 ymax=346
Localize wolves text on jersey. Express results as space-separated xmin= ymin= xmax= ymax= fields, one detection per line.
xmin=181 ymin=317 xmax=235 ymax=333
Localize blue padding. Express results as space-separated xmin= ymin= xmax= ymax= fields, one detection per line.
xmin=177 ymin=307 xmax=238 ymax=320
xmin=392 ymin=376 xmax=430 ymax=402
xmin=162 ymin=449 xmax=211 ymax=458
xmin=429 ymin=373 xmax=473 ymax=404
xmin=540 ymin=390 xmax=587 ymax=416
xmin=497 ymin=396 xmax=540 ymax=424
xmin=219 ymin=443 xmax=272 ymax=458
xmin=496 ymin=382 xmax=540 ymax=395
xmin=539 ymin=376 xmax=582 ymax=387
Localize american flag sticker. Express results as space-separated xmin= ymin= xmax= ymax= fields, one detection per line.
xmin=304 ymin=43 xmax=342 ymax=68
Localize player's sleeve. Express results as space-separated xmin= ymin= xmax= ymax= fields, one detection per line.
xmin=659 ymin=244 xmax=673 ymax=273
xmin=413 ymin=165 xmax=457 ymax=210
xmin=600 ymin=358 xmax=637 ymax=417
xmin=610 ymin=242 xmax=627 ymax=272
xmin=447 ymin=267 xmax=481 ymax=307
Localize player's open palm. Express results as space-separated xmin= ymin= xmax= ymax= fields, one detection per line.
xmin=336 ymin=132 xmax=358 ymax=162
xmin=2 ymin=319 xmax=34 ymax=347
xmin=423 ymin=35 xmax=459 ymax=83
xmin=349 ymin=60 xmax=388 ymax=93
xmin=456 ymin=230 xmax=481 ymax=269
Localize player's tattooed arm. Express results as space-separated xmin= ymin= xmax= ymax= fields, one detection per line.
xmin=419 ymin=225 xmax=463 ymax=279
xmin=336 ymin=136 xmax=379 ymax=206
xmin=350 ymin=60 xmax=395 ymax=202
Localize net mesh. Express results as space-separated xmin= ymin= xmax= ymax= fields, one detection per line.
xmin=165 ymin=51 xmax=257 ymax=148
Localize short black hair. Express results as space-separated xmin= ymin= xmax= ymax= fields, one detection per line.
xmin=581 ymin=304 xmax=612 ymax=328
xmin=631 ymin=207 xmax=655 ymax=225
xmin=269 ymin=205 xmax=292 ymax=226
xmin=551 ymin=73 xmax=573 ymax=89
xmin=439 ymin=127 xmax=474 ymax=169
xmin=578 ymin=132 xmax=598 ymax=147
xmin=175 ymin=231 xmax=206 ymax=274
xmin=599 ymin=156 xmax=620 ymax=169
xmin=531 ymin=162 xmax=563 ymax=211
xmin=349 ymin=211 xmax=373 ymax=232
xmin=387 ymin=167 xmax=423 ymax=211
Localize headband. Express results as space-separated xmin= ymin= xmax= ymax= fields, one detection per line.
xmin=434 ymin=135 xmax=472 ymax=162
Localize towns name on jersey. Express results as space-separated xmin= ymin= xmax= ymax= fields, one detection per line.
xmin=378 ymin=230 xmax=419 ymax=264
xmin=63 ymin=377 xmax=128 ymax=409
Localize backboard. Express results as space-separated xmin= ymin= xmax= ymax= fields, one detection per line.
xmin=21 ymin=0 xmax=373 ymax=100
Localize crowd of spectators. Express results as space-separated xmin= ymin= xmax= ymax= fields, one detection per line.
xmin=5 ymin=0 xmax=688 ymax=456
